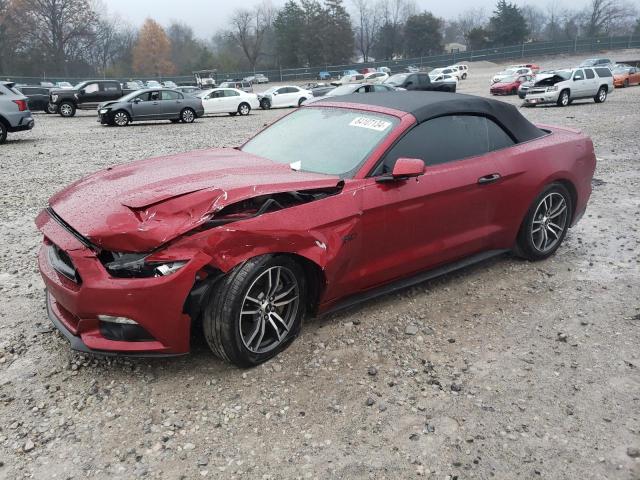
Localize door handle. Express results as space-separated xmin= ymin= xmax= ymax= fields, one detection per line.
xmin=478 ymin=173 xmax=501 ymax=185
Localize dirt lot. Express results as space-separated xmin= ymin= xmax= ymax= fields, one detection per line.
xmin=1 ymin=49 xmax=639 ymax=480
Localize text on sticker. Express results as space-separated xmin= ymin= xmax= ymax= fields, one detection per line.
xmin=349 ymin=117 xmax=391 ymax=131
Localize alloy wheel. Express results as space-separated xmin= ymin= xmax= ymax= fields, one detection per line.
xmin=113 ymin=112 xmax=128 ymax=126
xmin=60 ymin=104 xmax=73 ymax=116
xmin=598 ymin=89 xmax=606 ymax=102
xmin=560 ymin=92 xmax=569 ymax=106
xmin=239 ymin=266 xmax=300 ymax=354
xmin=182 ymin=109 xmax=195 ymax=123
xmin=531 ymin=192 xmax=568 ymax=253
xmin=239 ymin=104 xmax=250 ymax=115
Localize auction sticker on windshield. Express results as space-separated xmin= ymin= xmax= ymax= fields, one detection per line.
xmin=349 ymin=116 xmax=392 ymax=131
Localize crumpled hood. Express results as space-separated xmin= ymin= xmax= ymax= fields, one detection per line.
xmin=48 ymin=148 xmax=340 ymax=252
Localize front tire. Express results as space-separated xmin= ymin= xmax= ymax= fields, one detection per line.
xmin=181 ymin=107 xmax=196 ymax=123
xmin=260 ymin=98 xmax=271 ymax=110
xmin=46 ymin=103 xmax=57 ymax=114
xmin=594 ymin=86 xmax=607 ymax=103
xmin=515 ymin=183 xmax=573 ymax=261
xmin=58 ymin=102 xmax=76 ymax=117
xmin=112 ymin=110 xmax=130 ymax=127
xmin=0 ymin=122 xmax=7 ymax=144
xmin=238 ymin=102 xmax=251 ymax=115
xmin=298 ymin=97 xmax=306 ymax=106
xmin=623 ymin=79 xmax=629 ymax=88
xmin=203 ymin=255 xmax=306 ymax=367
xmin=557 ymin=90 xmax=570 ymax=107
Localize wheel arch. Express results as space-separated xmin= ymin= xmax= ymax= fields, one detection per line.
xmin=553 ymin=178 xmax=578 ymax=225
xmin=0 ymin=114 xmax=9 ymax=128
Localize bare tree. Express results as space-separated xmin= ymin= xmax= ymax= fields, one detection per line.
xmin=457 ymin=7 xmax=488 ymax=39
xmin=18 ymin=0 xmax=98 ymax=75
xmin=353 ymin=0 xmax=381 ymax=62
xmin=582 ymin=0 xmax=637 ymax=36
xmin=229 ymin=1 xmax=274 ymax=71
xmin=521 ymin=4 xmax=548 ymax=40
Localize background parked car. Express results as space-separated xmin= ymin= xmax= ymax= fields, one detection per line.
xmin=377 ymin=66 xmax=391 ymax=74
xmin=612 ymin=64 xmax=640 ymax=87
xmin=305 ymin=82 xmax=334 ymax=97
xmin=162 ymin=80 xmax=178 ymax=88
xmin=98 ymin=88 xmax=204 ymax=126
xmin=145 ymin=80 xmax=162 ymax=88
xmin=198 ymin=88 xmax=259 ymax=116
xmin=579 ymin=58 xmax=614 ymax=70
xmin=246 ymin=74 xmax=269 ymax=84
xmin=50 ymin=80 xmax=135 ymax=117
xmin=524 ymin=67 xmax=613 ymax=106
xmin=219 ymin=81 xmax=253 ymax=93
xmin=454 ymin=64 xmax=469 ymax=79
xmin=303 ymin=82 xmax=396 ymax=104
xmin=0 ymin=81 xmax=34 ymax=144
xmin=385 ymin=72 xmax=456 ymax=92
xmin=175 ymin=86 xmax=202 ymax=95
xmin=334 ymin=72 xmax=365 ymax=85
xmin=361 ymin=67 xmax=377 ymax=74
xmin=364 ymin=71 xmax=389 ymax=84
xmin=492 ymin=66 xmax=533 ymax=83
xmin=318 ymin=71 xmax=331 ymax=80
xmin=55 ymin=81 xmax=74 ymax=89
xmin=15 ymin=85 xmax=54 ymax=112
xmin=122 ymin=81 xmax=141 ymax=90
xmin=428 ymin=73 xmax=458 ymax=89
xmin=490 ymin=74 xmax=534 ymax=95
xmin=258 ymin=86 xmax=312 ymax=109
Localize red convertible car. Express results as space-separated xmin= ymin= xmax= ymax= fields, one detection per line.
xmin=490 ymin=74 xmax=534 ymax=95
xmin=36 ymin=92 xmax=596 ymax=367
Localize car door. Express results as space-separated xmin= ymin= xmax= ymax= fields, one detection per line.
xmin=223 ymin=89 xmax=241 ymax=112
xmin=353 ymin=114 xmax=509 ymax=290
xmin=271 ymin=87 xmax=289 ymax=107
xmin=131 ymin=91 xmax=162 ymax=120
xmin=571 ymin=69 xmax=587 ymax=97
xmin=202 ymin=89 xmax=225 ymax=113
xmin=583 ymin=68 xmax=597 ymax=95
xmin=79 ymin=82 xmax=101 ymax=107
xmin=100 ymin=82 xmax=122 ymax=102
xmin=631 ymin=67 xmax=640 ymax=85
xmin=160 ymin=90 xmax=182 ymax=117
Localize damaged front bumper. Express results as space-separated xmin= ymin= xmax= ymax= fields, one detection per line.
xmin=36 ymin=209 xmax=210 ymax=356
xmin=523 ymin=90 xmax=559 ymax=105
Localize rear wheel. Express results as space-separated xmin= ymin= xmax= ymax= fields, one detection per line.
xmin=203 ymin=255 xmax=306 ymax=367
xmin=594 ymin=86 xmax=607 ymax=103
xmin=0 ymin=122 xmax=7 ymax=144
xmin=238 ymin=102 xmax=251 ymax=115
xmin=516 ymin=183 xmax=572 ymax=261
xmin=112 ymin=110 xmax=130 ymax=127
xmin=557 ymin=90 xmax=570 ymax=107
xmin=181 ymin=107 xmax=196 ymax=123
xmin=58 ymin=102 xmax=76 ymax=117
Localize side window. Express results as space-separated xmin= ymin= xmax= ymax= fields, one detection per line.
xmin=406 ymin=74 xmax=417 ymax=86
xmin=595 ymin=67 xmax=612 ymax=77
xmin=277 ymin=87 xmax=288 ymax=94
xmin=585 ymin=69 xmax=595 ymax=79
xmin=149 ymin=91 xmax=161 ymax=101
xmin=210 ymin=90 xmax=224 ymax=99
xmin=373 ymin=84 xmax=389 ymax=92
xmin=161 ymin=90 xmax=180 ymax=100
xmin=135 ymin=92 xmax=151 ymax=102
xmin=225 ymin=90 xmax=240 ymax=97
xmin=84 ymin=83 xmax=99 ymax=93
xmin=573 ymin=70 xmax=584 ymax=80
xmin=375 ymin=115 xmax=515 ymax=174
xmin=102 ymin=82 xmax=119 ymax=92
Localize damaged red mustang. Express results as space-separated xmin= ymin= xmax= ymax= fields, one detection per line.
xmin=36 ymin=92 xmax=596 ymax=367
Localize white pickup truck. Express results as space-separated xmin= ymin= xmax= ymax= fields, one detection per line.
xmin=524 ymin=66 xmax=614 ymax=107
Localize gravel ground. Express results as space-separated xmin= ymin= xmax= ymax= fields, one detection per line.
xmin=1 ymin=49 xmax=639 ymax=480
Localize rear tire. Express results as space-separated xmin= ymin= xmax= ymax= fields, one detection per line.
xmin=181 ymin=107 xmax=196 ymax=123
xmin=557 ymin=90 xmax=570 ymax=107
xmin=594 ymin=86 xmax=607 ymax=103
xmin=202 ymin=255 xmax=306 ymax=367
xmin=58 ymin=102 xmax=76 ymax=117
xmin=0 ymin=122 xmax=7 ymax=144
xmin=515 ymin=183 xmax=573 ymax=261
xmin=238 ymin=102 xmax=251 ymax=115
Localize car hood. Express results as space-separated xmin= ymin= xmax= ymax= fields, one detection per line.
xmin=491 ymin=81 xmax=515 ymax=88
xmin=48 ymin=148 xmax=341 ymax=252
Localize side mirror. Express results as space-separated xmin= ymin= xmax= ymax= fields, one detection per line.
xmin=79 ymin=89 xmax=86 ymax=95
xmin=133 ymin=98 xmax=141 ymax=103
xmin=376 ymin=158 xmax=425 ymax=183
xmin=272 ymin=91 xmax=278 ymax=95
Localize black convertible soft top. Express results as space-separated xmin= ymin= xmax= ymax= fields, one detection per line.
xmin=318 ymin=91 xmax=545 ymax=143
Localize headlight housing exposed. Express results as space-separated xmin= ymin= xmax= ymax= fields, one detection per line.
xmin=99 ymin=252 xmax=187 ymax=278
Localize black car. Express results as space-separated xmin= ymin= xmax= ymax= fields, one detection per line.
xmin=385 ymin=72 xmax=456 ymax=93
xmin=49 ymin=80 xmax=136 ymax=117
xmin=15 ymin=86 xmax=56 ymax=113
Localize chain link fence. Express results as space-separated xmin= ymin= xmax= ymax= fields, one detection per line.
xmin=3 ymin=35 xmax=639 ymax=86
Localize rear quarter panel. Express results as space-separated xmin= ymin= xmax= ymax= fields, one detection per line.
xmin=490 ymin=125 xmax=596 ymax=248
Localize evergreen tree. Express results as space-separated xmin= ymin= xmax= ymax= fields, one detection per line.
xmin=323 ymin=0 xmax=354 ymax=64
xmin=273 ymin=1 xmax=305 ymax=67
xmin=403 ymin=12 xmax=444 ymax=57
xmin=488 ymin=0 xmax=529 ymax=46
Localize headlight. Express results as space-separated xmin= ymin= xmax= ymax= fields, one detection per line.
xmin=546 ymin=86 xmax=558 ymax=92
xmin=99 ymin=109 xmax=109 ymax=114
xmin=100 ymin=252 xmax=188 ymax=278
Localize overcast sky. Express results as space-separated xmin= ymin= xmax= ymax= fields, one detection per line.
xmin=105 ymin=0 xmax=593 ymax=39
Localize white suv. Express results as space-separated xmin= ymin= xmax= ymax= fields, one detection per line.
xmin=524 ymin=67 xmax=614 ymax=107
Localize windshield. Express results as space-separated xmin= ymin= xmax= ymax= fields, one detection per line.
xmin=73 ymin=82 xmax=86 ymax=89
xmin=581 ymin=59 xmax=596 ymax=66
xmin=552 ymin=70 xmax=573 ymax=80
xmin=613 ymin=66 xmax=630 ymax=73
xmin=262 ymin=86 xmax=278 ymax=94
xmin=119 ymin=90 xmax=148 ymax=101
xmin=241 ymin=107 xmax=399 ymax=178
xmin=385 ymin=73 xmax=408 ymax=86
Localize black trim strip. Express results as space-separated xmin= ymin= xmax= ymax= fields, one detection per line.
xmin=323 ymin=249 xmax=509 ymax=316
xmin=46 ymin=207 xmax=98 ymax=250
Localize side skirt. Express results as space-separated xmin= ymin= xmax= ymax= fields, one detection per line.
xmin=323 ymin=249 xmax=509 ymax=316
